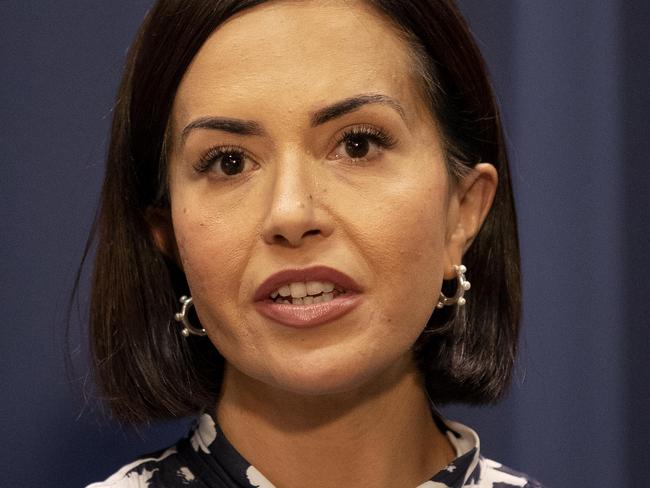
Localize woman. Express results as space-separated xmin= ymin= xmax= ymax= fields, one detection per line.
xmin=86 ymin=0 xmax=543 ymax=486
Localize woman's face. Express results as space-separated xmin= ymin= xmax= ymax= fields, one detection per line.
xmin=160 ymin=0 xmax=480 ymax=396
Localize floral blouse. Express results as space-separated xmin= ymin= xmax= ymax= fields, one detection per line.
xmin=86 ymin=411 xmax=544 ymax=488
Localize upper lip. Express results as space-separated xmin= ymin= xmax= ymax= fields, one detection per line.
xmin=253 ymin=265 xmax=362 ymax=302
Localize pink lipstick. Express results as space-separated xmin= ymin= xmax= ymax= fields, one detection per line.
xmin=253 ymin=266 xmax=363 ymax=329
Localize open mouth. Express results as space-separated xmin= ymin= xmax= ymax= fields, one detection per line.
xmin=266 ymin=278 xmax=348 ymax=305
xmin=270 ymin=288 xmax=347 ymax=305
xmin=252 ymin=265 xmax=363 ymax=326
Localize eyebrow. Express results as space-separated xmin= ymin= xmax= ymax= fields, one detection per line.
xmin=181 ymin=117 xmax=264 ymax=143
xmin=310 ymin=93 xmax=406 ymax=126
xmin=180 ymin=93 xmax=406 ymax=146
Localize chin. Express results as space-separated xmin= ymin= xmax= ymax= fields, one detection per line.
xmin=258 ymin=352 xmax=398 ymax=398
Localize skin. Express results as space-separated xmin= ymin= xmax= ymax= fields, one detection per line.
xmin=151 ymin=1 xmax=497 ymax=486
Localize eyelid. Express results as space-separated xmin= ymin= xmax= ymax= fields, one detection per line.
xmin=335 ymin=123 xmax=397 ymax=145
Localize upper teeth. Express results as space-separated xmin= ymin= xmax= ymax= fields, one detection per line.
xmin=271 ymin=281 xmax=337 ymax=299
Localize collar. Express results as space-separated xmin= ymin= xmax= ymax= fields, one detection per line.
xmin=185 ymin=408 xmax=482 ymax=488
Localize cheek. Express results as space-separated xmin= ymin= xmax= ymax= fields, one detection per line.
xmin=171 ymin=199 xmax=264 ymax=355
xmin=350 ymin=175 xmax=448 ymax=284
xmin=171 ymin=195 xmax=251 ymax=317
xmin=384 ymin=188 xmax=445 ymax=262
xmin=305 ymin=168 xmax=446 ymax=359
xmin=399 ymin=198 xmax=446 ymax=301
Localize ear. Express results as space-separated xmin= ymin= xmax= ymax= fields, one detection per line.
xmin=443 ymin=163 xmax=498 ymax=279
xmin=145 ymin=206 xmax=180 ymax=265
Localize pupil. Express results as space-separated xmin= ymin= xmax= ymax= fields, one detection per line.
xmin=221 ymin=153 xmax=243 ymax=175
xmin=345 ymin=135 xmax=369 ymax=159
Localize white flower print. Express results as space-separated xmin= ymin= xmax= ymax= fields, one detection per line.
xmin=86 ymin=447 xmax=177 ymax=487
xmin=124 ymin=468 xmax=156 ymax=485
xmin=190 ymin=413 xmax=217 ymax=454
xmin=463 ymin=458 xmax=528 ymax=487
xmin=246 ymin=465 xmax=277 ymax=488
xmin=177 ymin=466 xmax=195 ymax=482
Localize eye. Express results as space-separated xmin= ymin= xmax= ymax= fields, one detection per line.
xmin=329 ymin=125 xmax=397 ymax=163
xmin=193 ymin=145 xmax=258 ymax=177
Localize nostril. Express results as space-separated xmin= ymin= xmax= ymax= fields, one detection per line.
xmin=272 ymin=228 xmax=320 ymax=246
xmin=273 ymin=234 xmax=290 ymax=245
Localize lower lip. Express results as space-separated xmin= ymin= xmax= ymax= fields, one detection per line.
xmin=254 ymin=293 xmax=363 ymax=329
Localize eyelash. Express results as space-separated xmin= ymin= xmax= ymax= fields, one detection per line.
xmin=332 ymin=125 xmax=397 ymax=162
xmin=192 ymin=125 xmax=398 ymax=175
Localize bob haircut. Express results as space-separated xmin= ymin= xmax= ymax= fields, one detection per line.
xmin=86 ymin=0 xmax=520 ymax=423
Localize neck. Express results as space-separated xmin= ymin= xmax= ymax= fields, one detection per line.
xmin=216 ymin=356 xmax=456 ymax=488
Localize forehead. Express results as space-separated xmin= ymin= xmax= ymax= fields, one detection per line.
xmin=173 ymin=0 xmax=425 ymax=126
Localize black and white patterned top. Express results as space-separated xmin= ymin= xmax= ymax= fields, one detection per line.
xmin=86 ymin=411 xmax=544 ymax=487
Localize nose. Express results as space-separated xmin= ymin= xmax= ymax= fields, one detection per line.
xmin=261 ymin=154 xmax=331 ymax=247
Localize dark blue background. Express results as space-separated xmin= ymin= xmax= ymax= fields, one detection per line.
xmin=1 ymin=1 xmax=648 ymax=487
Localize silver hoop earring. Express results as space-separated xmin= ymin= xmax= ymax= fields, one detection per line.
xmin=436 ymin=264 xmax=471 ymax=309
xmin=174 ymin=295 xmax=207 ymax=337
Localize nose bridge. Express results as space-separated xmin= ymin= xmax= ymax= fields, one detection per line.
xmin=262 ymin=149 xmax=322 ymax=246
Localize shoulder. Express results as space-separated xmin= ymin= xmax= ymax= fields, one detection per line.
xmin=84 ymin=446 xmax=196 ymax=488
xmin=470 ymin=456 xmax=546 ymax=488
xmin=85 ymin=413 xmax=216 ymax=488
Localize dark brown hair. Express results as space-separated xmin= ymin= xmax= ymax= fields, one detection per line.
xmin=85 ymin=0 xmax=520 ymax=423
